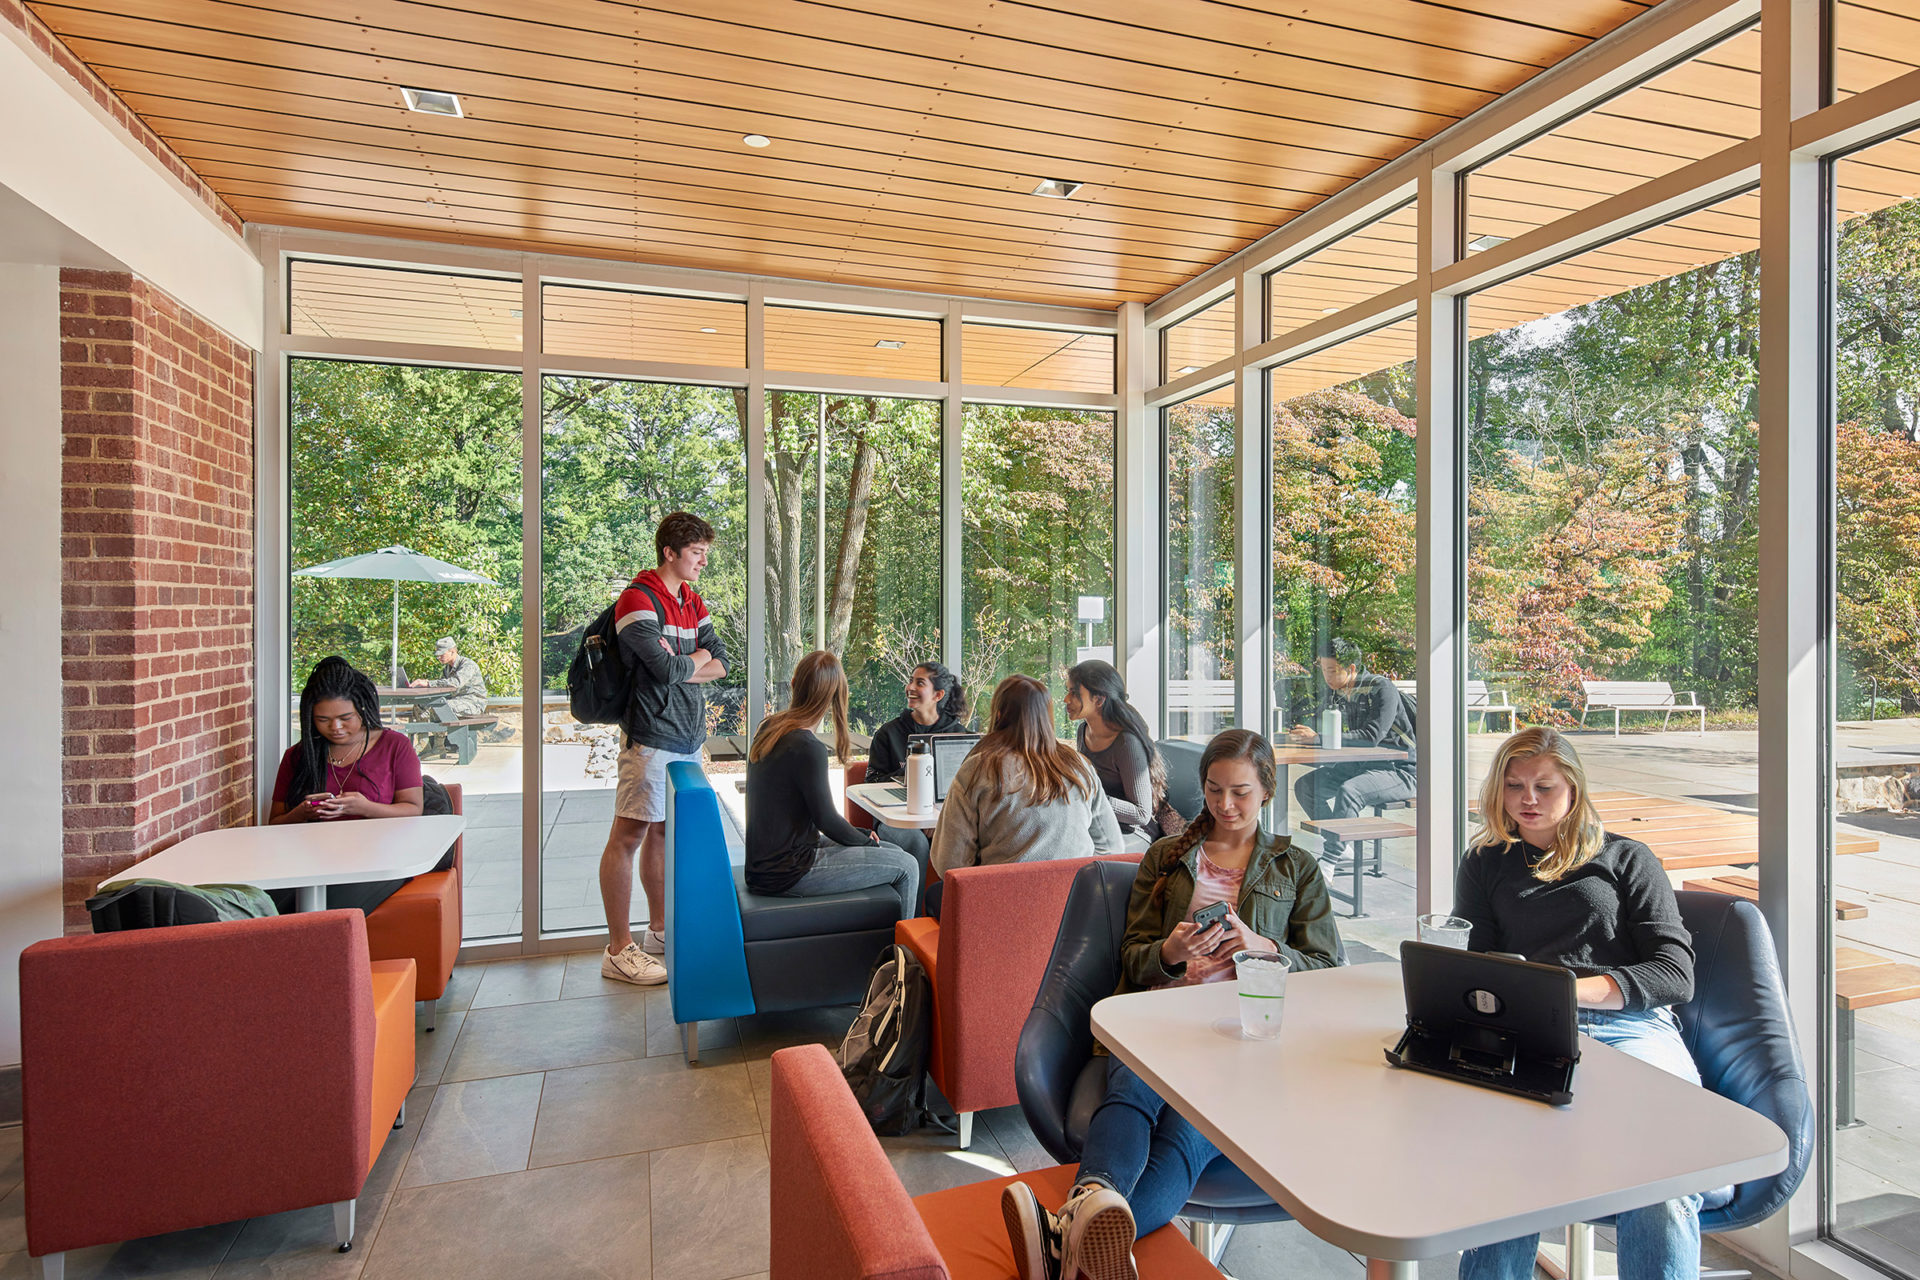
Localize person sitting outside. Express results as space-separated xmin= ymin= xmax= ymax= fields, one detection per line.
xmin=267 ymin=656 xmax=427 ymax=915
xmin=1066 ymin=659 xmax=1169 ymax=853
xmin=927 ymin=674 xmax=1121 ymax=918
xmin=863 ymin=660 xmax=971 ymax=871
xmin=411 ymin=636 xmax=489 ymax=718
xmin=745 ymin=651 xmax=920 ymax=920
xmin=1288 ymin=637 xmax=1418 ymax=860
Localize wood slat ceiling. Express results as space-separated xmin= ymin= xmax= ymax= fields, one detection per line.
xmin=32 ymin=0 xmax=1659 ymax=309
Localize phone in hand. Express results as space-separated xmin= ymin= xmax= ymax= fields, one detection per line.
xmin=1192 ymin=899 xmax=1230 ymax=940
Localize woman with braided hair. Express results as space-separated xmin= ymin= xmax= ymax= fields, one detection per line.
xmin=1001 ymin=729 xmax=1341 ymax=1280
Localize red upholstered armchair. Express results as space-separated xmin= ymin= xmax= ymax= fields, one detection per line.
xmin=895 ymin=854 xmax=1141 ymax=1148
xmin=21 ymin=912 xmax=415 ymax=1277
xmin=366 ymin=780 xmax=463 ymax=1027
xmin=844 ymin=761 xmax=875 ymax=831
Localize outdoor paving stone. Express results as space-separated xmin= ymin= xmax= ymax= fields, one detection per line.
xmin=527 ymin=1054 xmax=757 ymax=1167
xmin=441 ymin=992 xmax=649 ymax=1082
xmin=647 ymin=1137 xmax=769 ymax=1280
xmin=460 ymin=827 xmax=521 ymax=863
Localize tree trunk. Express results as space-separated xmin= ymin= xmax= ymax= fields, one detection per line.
xmin=827 ymin=406 xmax=877 ymax=654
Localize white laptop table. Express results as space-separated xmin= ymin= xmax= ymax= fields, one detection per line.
xmin=96 ymin=815 xmax=466 ymax=912
xmin=1091 ymin=964 xmax=1786 ymax=1279
xmin=846 ymin=782 xmax=940 ymax=830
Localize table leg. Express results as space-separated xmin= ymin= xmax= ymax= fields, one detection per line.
xmin=1365 ymin=1259 xmax=1416 ymax=1280
xmin=296 ymin=884 xmax=325 ymax=913
xmin=1838 ymin=1006 xmax=1861 ymax=1129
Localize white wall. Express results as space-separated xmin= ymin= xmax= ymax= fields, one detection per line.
xmin=0 ymin=263 xmax=71 ymax=1065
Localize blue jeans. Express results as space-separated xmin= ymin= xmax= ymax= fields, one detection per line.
xmin=1460 ymin=1008 xmax=1703 ymax=1280
xmin=1293 ymin=763 xmax=1417 ymax=855
xmin=783 ymin=837 xmax=920 ymax=920
xmin=1078 ymin=1057 xmax=1223 ymax=1239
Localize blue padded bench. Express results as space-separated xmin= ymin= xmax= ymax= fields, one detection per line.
xmin=664 ymin=761 xmax=898 ymax=1064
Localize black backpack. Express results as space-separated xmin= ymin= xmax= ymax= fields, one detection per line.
xmin=566 ymin=580 xmax=667 ymax=727
xmin=835 ymin=944 xmax=954 ymax=1136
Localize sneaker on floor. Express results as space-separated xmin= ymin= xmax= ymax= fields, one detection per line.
xmin=601 ymin=942 xmax=667 ymax=986
xmin=1056 ymin=1182 xmax=1137 ymax=1280
xmin=641 ymin=927 xmax=667 ymax=956
xmin=1001 ymin=1179 xmax=1063 ymax=1280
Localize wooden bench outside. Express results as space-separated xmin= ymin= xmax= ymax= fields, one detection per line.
xmin=1681 ymin=872 xmax=1870 ymax=920
xmin=1834 ymin=947 xmax=1920 ymax=1126
xmin=391 ymin=714 xmax=499 ymax=766
xmin=1300 ymin=815 xmax=1416 ymax=919
xmin=1578 ymin=680 xmax=1706 ymax=735
xmin=1166 ymin=678 xmax=1235 ymax=725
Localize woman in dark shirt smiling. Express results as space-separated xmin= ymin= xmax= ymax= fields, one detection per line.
xmin=1454 ymin=727 xmax=1698 ymax=1280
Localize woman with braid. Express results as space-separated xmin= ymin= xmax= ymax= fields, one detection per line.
xmin=267 ymin=656 xmax=425 ymax=914
xmin=1001 ymin=729 xmax=1341 ymax=1280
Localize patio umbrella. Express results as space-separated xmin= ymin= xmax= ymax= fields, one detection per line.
xmin=293 ymin=545 xmax=497 ymax=687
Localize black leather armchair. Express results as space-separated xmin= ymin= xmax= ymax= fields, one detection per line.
xmin=1158 ymin=738 xmax=1205 ymax=823
xmin=1014 ymin=858 xmax=1292 ymax=1260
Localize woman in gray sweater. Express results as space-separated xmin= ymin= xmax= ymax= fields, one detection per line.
xmin=926 ymin=674 xmax=1121 ymax=917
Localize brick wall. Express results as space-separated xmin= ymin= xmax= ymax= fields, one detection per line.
xmin=61 ymin=270 xmax=255 ymax=930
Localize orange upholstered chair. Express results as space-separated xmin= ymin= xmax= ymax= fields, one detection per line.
xmin=896 ymin=854 xmax=1142 ymax=1148
xmin=366 ymin=780 xmax=463 ymax=1027
xmin=844 ymin=761 xmax=876 ymax=831
xmin=768 ymin=1043 xmax=1215 ymax=1280
xmin=21 ymin=912 xmax=414 ymax=1275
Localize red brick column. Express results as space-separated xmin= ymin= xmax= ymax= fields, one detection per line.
xmin=61 ymin=270 xmax=255 ymax=930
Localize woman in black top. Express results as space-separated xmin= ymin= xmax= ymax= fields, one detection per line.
xmin=1065 ymin=659 xmax=1169 ymax=850
xmin=745 ymin=651 xmax=918 ymax=920
xmin=863 ymin=661 xmax=970 ymax=865
xmin=1454 ymin=727 xmax=1699 ymax=1280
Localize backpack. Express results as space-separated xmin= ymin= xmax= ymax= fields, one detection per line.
xmin=835 ymin=944 xmax=954 ymax=1136
xmin=565 ymin=579 xmax=667 ymax=727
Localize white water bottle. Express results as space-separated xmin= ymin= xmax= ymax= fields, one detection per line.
xmin=1319 ymin=707 xmax=1343 ymax=750
xmin=905 ymin=739 xmax=934 ymax=815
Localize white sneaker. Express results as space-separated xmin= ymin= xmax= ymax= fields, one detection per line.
xmin=1002 ymin=1179 xmax=1064 ymax=1280
xmin=1055 ymin=1182 xmax=1136 ymax=1280
xmin=601 ymin=942 xmax=667 ymax=986
xmin=641 ymin=927 xmax=667 ymax=956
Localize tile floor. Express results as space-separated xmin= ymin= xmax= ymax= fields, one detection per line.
xmin=0 ymin=950 xmax=1791 ymax=1280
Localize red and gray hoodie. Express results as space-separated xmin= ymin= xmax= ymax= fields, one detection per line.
xmin=613 ymin=569 xmax=728 ymax=754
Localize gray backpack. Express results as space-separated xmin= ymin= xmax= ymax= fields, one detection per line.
xmin=835 ymin=944 xmax=951 ymax=1136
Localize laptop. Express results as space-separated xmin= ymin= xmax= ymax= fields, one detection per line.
xmin=1384 ymin=940 xmax=1581 ymax=1105
xmin=877 ymin=733 xmax=983 ymax=805
xmin=395 ymin=663 xmax=414 ymax=687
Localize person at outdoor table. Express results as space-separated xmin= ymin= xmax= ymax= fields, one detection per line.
xmin=1454 ymin=726 xmax=1698 ymax=1280
xmin=745 ymin=650 xmax=920 ymax=920
xmin=410 ymin=636 xmax=489 ymax=718
xmin=1288 ymin=636 xmax=1417 ymax=860
xmin=862 ymin=660 xmax=971 ymax=866
xmin=1000 ymin=729 xmax=1340 ymax=1280
xmin=926 ymin=674 xmax=1121 ymax=919
xmin=267 ymin=656 xmax=426 ymax=914
xmin=1066 ymin=658 xmax=1171 ymax=852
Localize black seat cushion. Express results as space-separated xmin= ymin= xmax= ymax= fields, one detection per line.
xmin=733 ymin=868 xmax=897 ymax=942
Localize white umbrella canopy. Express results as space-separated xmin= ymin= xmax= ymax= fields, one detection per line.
xmin=293 ymin=545 xmax=498 ymax=686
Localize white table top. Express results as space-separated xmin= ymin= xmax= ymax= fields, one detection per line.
xmin=846 ymin=781 xmax=941 ymax=830
xmin=97 ymin=815 xmax=466 ymax=892
xmin=1091 ymin=965 xmax=1787 ymax=1261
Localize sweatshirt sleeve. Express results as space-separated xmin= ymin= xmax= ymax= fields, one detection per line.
xmin=797 ymin=735 xmax=871 ymax=849
xmin=1087 ymin=777 xmax=1123 ymax=853
xmin=1106 ymin=732 xmax=1155 ymax=828
xmin=1119 ymin=840 xmax=1182 ymax=988
xmin=692 ymin=595 xmax=729 ymax=672
xmin=1345 ymin=679 xmax=1401 ymax=746
xmin=615 ymin=592 xmax=695 ymax=685
xmin=929 ymin=760 xmax=984 ymax=876
xmin=1603 ymin=842 xmax=1696 ymax=1011
xmin=866 ymin=719 xmax=905 ymax=783
xmin=1453 ymin=848 xmax=1505 ymax=954
xmin=1276 ymin=854 xmax=1342 ymax=972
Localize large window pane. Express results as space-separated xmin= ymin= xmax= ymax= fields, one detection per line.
xmin=762 ymin=393 xmax=941 ymax=732
xmin=962 ymin=406 xmax=1115 ymax=728
xmin=540 ymin=378 xmax=748 ymax=935
xmin=289 ymin=358 xmax=524 ymax=943
xmin=1830 ymin=130 xmax=1920 ymax=1278
xmin=1465 ymin=191 xmax=1760 ymax=869
xmin=1271 ymin=319 xmax=1418 ymax=949
xmin=1268 ymin=202 xmax=1418 ymax=339
xmin=1164 ymin=385 xmax=1235 ymax=739
xmin=1464 ymin=28 xmax=1760 ymax=249
xmin=290 ymin=261 xmax=521 ymax=350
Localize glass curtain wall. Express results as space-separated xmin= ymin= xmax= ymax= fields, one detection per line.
xmin=961 ymin=405 xmax=1116 ymax=731
xmin=1164 ymin=385 xmax=1236 ymax=739
xmin=538 ymin=376 xmax=748 ymax=935
xmin=287 ymin=357 xmax=525 ymax=942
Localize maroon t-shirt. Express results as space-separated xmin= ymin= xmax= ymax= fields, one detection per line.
xmin=274 ymin=730 xmax=424 ymax=817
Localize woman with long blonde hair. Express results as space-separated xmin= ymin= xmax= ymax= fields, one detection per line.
xmin=1455 ymin=727 xmax=1698 ymax=1280
xmin=926 ymin=674 xmax=1121 ymax=917
xmin=744 ymin=651 xmax=918 ymax=919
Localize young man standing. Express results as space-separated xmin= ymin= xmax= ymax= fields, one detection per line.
xmin=599 ymin=512 xmax=729 ymax=985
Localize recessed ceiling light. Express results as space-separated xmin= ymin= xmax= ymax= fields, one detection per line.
xmin=1174 ymin=365 xmax=1200 ymax=376
xmin=1320 ymin=306 xmax=1341 ymax=315
xmin=874 ymin=339 xmax=906 ymax=350
xmin=700 ymin=327 xmax=718 ymax=334
xmin=401 ymin=87 xmax=463 ymax=117
xmin=742 ymin=133 xmax=771 ymax=148
xmin=1467 ymin=234 xmax=1509 ymax=252
xmin=509 ymin=309 xmax=522 ymax=319
xmin=1031 ymin=178 xmax=1085 ymax=199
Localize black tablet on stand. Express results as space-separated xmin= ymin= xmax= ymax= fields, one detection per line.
xmin=1385 ymin=941 xmax=1581 ymax=1106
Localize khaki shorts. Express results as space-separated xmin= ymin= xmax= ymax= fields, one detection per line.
xmin=615 ymin=741 xmax=703 ymax=823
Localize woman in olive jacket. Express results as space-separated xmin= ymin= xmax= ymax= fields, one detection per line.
xmin=1003 ymin=729 xmax=1342 ymax=1280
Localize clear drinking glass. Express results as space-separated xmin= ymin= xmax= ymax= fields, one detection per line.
xmin=1418 ymin=913 xmax=1473 ymax=949
xmin=1233 ymin=950 xmax=1290 ymax=1039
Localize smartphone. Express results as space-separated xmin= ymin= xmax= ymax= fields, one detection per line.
xmin=1192 ymin=900 xmax=1230 ymax=932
